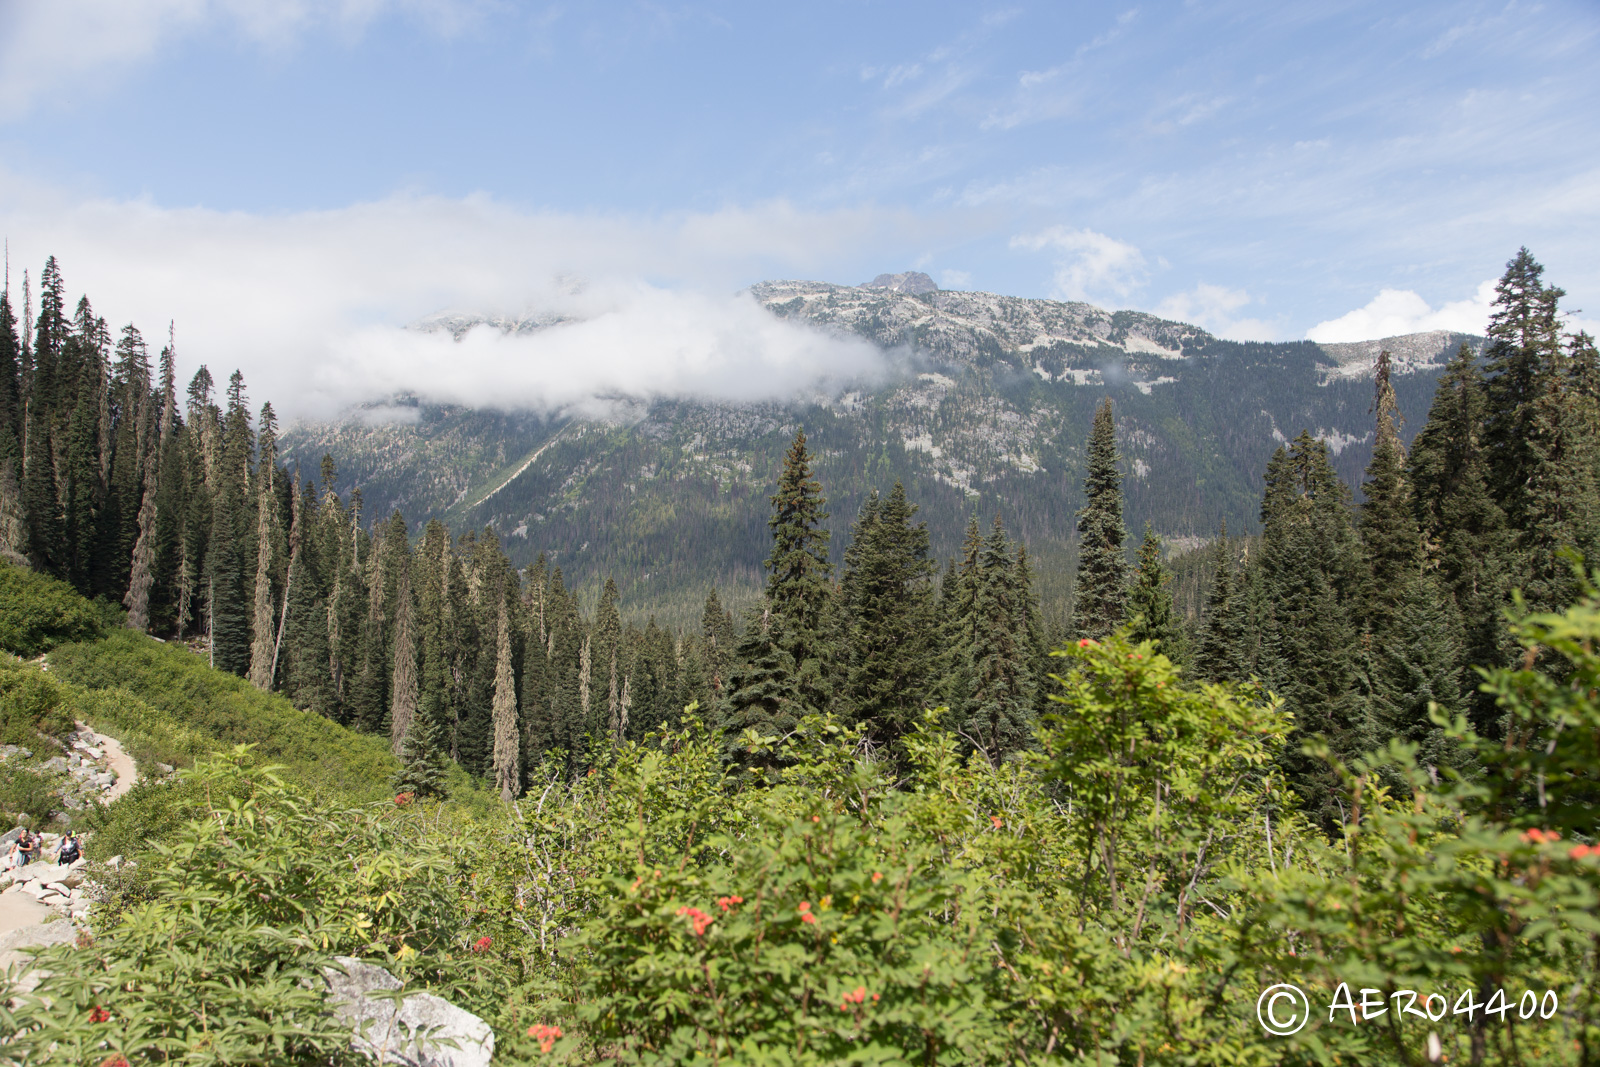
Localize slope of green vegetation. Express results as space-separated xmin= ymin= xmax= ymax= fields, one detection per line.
xmin=7 ymin=596 xmax=1599 ymax=1065
xmin=48 ymin=630 xmax=398 ymax=802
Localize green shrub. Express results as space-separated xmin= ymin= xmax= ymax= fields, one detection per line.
xmin=48 ymin=630 xmax=399 ymax=803
xmin=75 ymin=685 xmax=212 ymax=772
xmin=0 ymin=561 xmax=105 ymax=657
xmin=0 ymin=656 xmax=78 ymax=745
xmin=0 ymin=763 xmax=64 ymax=828
xmin=2 ymin=750 xmax=468 ymax=1064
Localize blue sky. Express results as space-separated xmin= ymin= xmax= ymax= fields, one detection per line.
xmin=0 ymin=1 xmax=1596 ymax=413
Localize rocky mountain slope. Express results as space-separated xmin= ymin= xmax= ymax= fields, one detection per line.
xmin=280 ymin=279 xmax=1481 ymax=623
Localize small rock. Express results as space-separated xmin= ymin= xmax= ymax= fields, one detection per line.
xmin=323 ymin=956 xmax=494 ymax=1067
xmin=1 ymin=827 xmax=23 ymax=848
xmin=105 ymin=855 xmax=124 ymax=870
xmin=157 ymin=763 xmax=175 ymax=775
xmin=43 ymin=756 xmax=68 ymax=773
xmin=79 ymin=746 xmax=103 ymax=760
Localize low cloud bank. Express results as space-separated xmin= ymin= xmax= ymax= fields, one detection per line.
xmin=0 ymin=182 xmax=899 ymax=422
xmin=1306 ymin=281 xmax=1495 ymax=343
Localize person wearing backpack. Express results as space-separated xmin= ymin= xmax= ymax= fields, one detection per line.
xmin=14 ymin=828 xmax=36 ymax=866
xmin=56 ymin=832 xmax=82 ymax=866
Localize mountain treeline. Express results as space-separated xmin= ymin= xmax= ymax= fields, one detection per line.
xmin=1 ymin=250 xmax=1595 ymax=816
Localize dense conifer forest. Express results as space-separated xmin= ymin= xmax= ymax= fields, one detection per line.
xmin=0 ymin=249 xmax=1596 ymax=824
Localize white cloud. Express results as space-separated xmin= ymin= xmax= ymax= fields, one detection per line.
xmin=0 ymin=180 xmax=903 ymax=420
xmin=1306 ymin=279 xmax=1496 ymax=343
xmin=0 ymin=0 xmax=486 ymax=117
xmin=1154 ymin=282 xmax=1280 ymax=341
xmin=1010 ymin=226 xmax=1146 ymax=302
xmin=938 ymin=268 xmax=972 ymax=289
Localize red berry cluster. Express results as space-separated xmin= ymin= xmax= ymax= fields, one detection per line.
xmin=798 ymin=901 xmax=816 ymax=925
xmin=1522 ymin=828 xmax=1559 ymax=844
xmin=472 ymin=936 xmax=493 ymax=953
xmin=1571 ymin=843 xmax=1599 ymax=860
xmin=838 ymin=985 xmax=879 ymax=1012
xmin=676 ymin=905 xmax=715 ymax=937
xmin=527 ymin=1023 xmax=563 ymax=1053
xmin=716 ymin=895 xmax=744 ymax=912
xmin=88 ymin=1006 xmax=111 ymax=1023
xmin=394 ymin=792 xmax=415 ymax=807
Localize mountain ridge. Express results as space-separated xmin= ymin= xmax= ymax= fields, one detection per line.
xmin=280 ymin=280 xmax=1482 ymax=624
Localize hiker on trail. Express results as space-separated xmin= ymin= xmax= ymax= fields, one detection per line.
xmin=13 ymin=828 xmax=37 ymax=867
xmin=2 ymin=836 xmax=19 ymax=872
xmin=56 ymin=832 xmax=82 ymax=866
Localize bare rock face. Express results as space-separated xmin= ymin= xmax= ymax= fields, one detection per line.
xmin=861 ymin=270 xmax=938 ymax=295
xmin=323 ymin=956 xmax=494 ymax=1067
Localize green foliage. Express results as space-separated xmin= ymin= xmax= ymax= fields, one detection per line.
xmin=1071 ymin=398 xmax=1129 ymax=641
xmin=0 ymin=655 xmax=78 ymax=745
xmin=47 ymin=629 xmax=399 ymax=802
xmin=0 ymin=763 xmax=65 ymax=828
xmin=1 ymin=749 xmax=466 ymax=1065
xmin=0 ymin=560 xmax=105 ymax=657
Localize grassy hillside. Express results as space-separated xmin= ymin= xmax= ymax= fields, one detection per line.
xmin=48 ymin=631 xmax=399 ymax=803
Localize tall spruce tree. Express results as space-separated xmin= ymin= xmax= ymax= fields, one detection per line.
xmin=1126 ymin=522 xmax=1181 ymax=661
xmin=838 ymin=482 xmax=938 ymax=745
xmin=1194 ymin=522 xmax=1246 ymax=683
xmin=1071 ymin=398 xmax=1129 ymax=640
xmin=764 ymin=430 xmax=834 ymax=707
xmin=1408 ymin=343 xmax=1513 ymax=733
xmin=1359 ymin=351 xmax=1463 ymax=765
xmin=960 ymin=516 xmax=1034 ymax=759
xmin=1258 ymin=432 xmax=1371 ymax=827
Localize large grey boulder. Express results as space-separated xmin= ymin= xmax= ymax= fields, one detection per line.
xmin=323 ymin=956 xmax=494 ymax=1067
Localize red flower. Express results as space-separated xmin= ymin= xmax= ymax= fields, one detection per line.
xmin=1522 ymin=828 xmax=1559 ymax=844
xmin=1077 ymin=638 xmax=1096 ymax=648
xmin=394 ymin=792 xmax=415 ymax=807
xmin=527 ymin=1023 xmax=564 ymax=1053
xmin=472 ymin=936 xmax=493 ymax=953
xmin=88 ymin=1006 xmax=111 ymax=1023
xmin=990 ymin=815 xmax=1003 ymax=829
xmin=839 ymin=986 xmax=870 ymax=1010
xmin=801 ymin=912 xmax=817 ymax=925
xmin=871 ymin=871 xmax=883 ymax=884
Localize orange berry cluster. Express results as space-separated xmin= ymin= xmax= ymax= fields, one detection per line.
xmin=527 ymin=1023 xmax=563 ymax=1053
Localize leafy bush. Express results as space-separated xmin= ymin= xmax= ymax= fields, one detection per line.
xmin=48 ymin=630 xmax=399 ymax=802
xmin=0 ymin=656 xmax=78 ymax=745
xmin=1 ymin=749 xmax=468 ymax=1064
xmin=0 ymin=561 xmax=105 ymax=657
xmin=0 ymin=762 xmax=65 ymax=828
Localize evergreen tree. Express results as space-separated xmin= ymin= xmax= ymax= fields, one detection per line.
xmin=761 ymin=429 xmax=834 ymax=712
xmin=1071 ymin=398 xmax=1129 ymax=640
xmin=246 ymin=406 xmax=282 ymax=690
xmin=838 ymin=482 xmax=937 ymax=745
xmin=1126 ymin=522 xmax=1181 ymax=661
xmin=1359 ymin=351 xmax=1463 ymax=762
xmin=1194 ymin=523 xmax=1246 ymax=683
xmin=389 ymin=553 xmax=418 ymax=756
xmin=1408 ymin=343 xmax=1513 ymax=733
xmin=700 ymin=588 xmax=736 ymax=706
xmin=960 ymin=516 xmax=1034 ymax=759
xmin=723 ymin=607 xmax=801 ymax=752
xmin=491 ymin=601 xmax=521 ymax=801
xmin=1257 ymin=432 xmax=1371 ymax=827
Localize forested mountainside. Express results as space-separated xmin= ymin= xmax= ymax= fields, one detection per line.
xmin=280 ymin=281 xmax=1479 ymax=622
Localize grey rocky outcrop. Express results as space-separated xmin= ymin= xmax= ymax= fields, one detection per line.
xmin=323 ymin=956 xmax=494 ymax=1067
